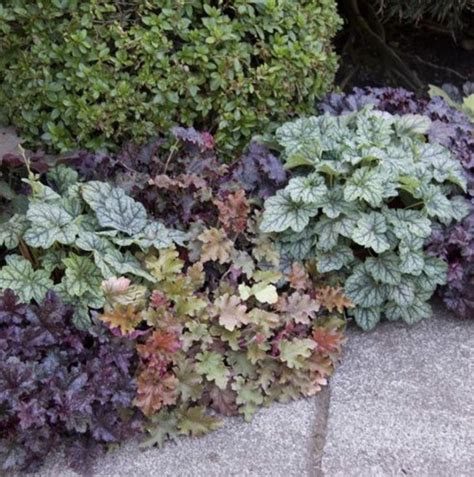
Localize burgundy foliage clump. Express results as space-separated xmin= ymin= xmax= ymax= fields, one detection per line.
xmin=0 ymin=290 xmax=141 ymax=474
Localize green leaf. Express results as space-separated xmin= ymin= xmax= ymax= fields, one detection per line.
xmin=260 ymin=191 xmax=318 ymax=233
xmin=0 ymin=214 xmax=28 ymax=249
xmin=399 ymin=250 xmax=425 ymax=275
xmin=195 ymin=351 xmax=230 ymax=390
xmin=344 ymin=166 xmax=384 ymax=207
xmin=313 ymin=216 xmax=342 ymax=251
xmin=141 ymin=410 xmax=179 ymax=448
xmin=423 ymin=256 xmax=447 ymax=286
xmin=388 ymin=281 xmax=415 ymax=306
xmin=385 ymin=299 xmax=432 ymax=324
xmin=286 ymin=173 xmax=327 ymax=204
xmin=0 ymin=255 xmax=53 ymax=302
xmin=102 ymin=248 xmax=156 ymax=281
xmin=365 ymin=253 xmax=401 ymax=285
xmin=319 ymin=188 xmax=356 ymax=219
xmin=112 ymin=221 xmax=174 ymax=250
xmin=97 ymin=189 xmax=147 ymax=235
xmin=41 ymin=249 xmax=67 ymax=273
xmin=351 ymin=212 xmax=390 ymax=253
xmin=82 ymin=181 xmax=147 ymax=235
xmin=393 ymin=114 xmax=431 ymax=136
xmin=317 ymin=245 xmax=354 ymax=272
xmin=61 ymin=253 xmax=103 ymax=298
xmin=279 ymin=338 xmax=316 ymax=369
xmin=384 ymin=209 xmax=432 ymax=240
xmin=417 ymin=184 xmax=454 ymax=221
xmin=46 ymin=165 xmax=78 ymax=194
xmin=24 ymin=202 xmax=79 ymax=248
xmin=352 ymin=307 xmax=381 ymax=331
xmin=178 ymin=406 xmax=222 ymax=436
xmin=231 ymin=376 xmax=265 ymax=422
xmin=345 ymin=266 xmax=387 ymax=307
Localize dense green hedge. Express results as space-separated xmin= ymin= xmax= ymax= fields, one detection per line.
xmin=0 ymin=0 xmax=341 ymax=153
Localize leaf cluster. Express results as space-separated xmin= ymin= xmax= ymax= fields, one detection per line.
xmin=0 ymin=166 xmax=177 ymax=328
xmin=320 ymin=86 xmax=474 ymax=320
xmin=99 ymin=231 xmax=348 ymax=441
xmin=0 ymin=289 xmax=140 ymax=474
xmin=261 ymin=107 xmax=468 ymax=329
xmin=0 ymin=0 xmax=341 ymax=154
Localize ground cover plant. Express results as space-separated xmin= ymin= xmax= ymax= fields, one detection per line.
xmin=0 ymin=129 xmax=349 ymax=473
xmin=260 ymin=107 xmax=468 ymax=329
xmin=320 ymin=87 xmax=474 ymax=319
xmin=0 ymin=0 xmax=341 ymax=154
xmin=0 ymin=289 xmax=140 ymax=474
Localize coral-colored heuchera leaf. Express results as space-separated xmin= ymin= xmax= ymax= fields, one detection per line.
xmin=312 ymin=328 xmax=345 ymax=356
xmin=214 ymin=190 xmax=250 ymax=234
xmin=315 ymin=286 xmax=354 ymax=313
xmin=136 ymin=370 xmax=179 ymax=416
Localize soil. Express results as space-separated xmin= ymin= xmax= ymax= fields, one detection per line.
xmin=335 ymin=24 xmax=474 ymax=92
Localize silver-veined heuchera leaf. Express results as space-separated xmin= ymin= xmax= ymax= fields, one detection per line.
xmin=81 ymin=181 xmax=147 ymax=235
xmin=344 ymin=166 xmax=384 ymax=207
xmin=351 ymin=212 xmax=390 ymax=253
xmin=384 ymin=209 xmax=432 ymax=240
xmin=260 ymin=191 xmax=319 ymax=233
xmin=393 ymin=114 xmax=431 ymax=136
xmin=286 ymin=173 xmax=327 ymax=204
xmin=352 ymin=307 xmax=381 ymax=331
xmin=24 ymin=202 xmax=79 ymax=248
xmin=365 ymin=253 xmax=401 ymax=285
xmin=0 ymin=255 xmax=53 ymax=302
xmin=0 ymin=214 xmax=28 ymax=249
xmin=317 ymin=246 xmax=354 ymax=272
xmin=385 ymin=298 xmax=432 ymax=324
xmin=344 ymin=266 xmax=387 ymax=308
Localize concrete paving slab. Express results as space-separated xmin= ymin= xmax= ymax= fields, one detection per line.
xmin=34 ymin=393 xmax=328 ymax=477
xmin=322 ymin=305 xmax=474 ymax=477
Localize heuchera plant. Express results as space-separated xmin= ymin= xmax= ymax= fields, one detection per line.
xmin=99 ymin=241 xmax=348 ymax=442
xmin=0 ymin=289 xmax=140 ymax=474
xmin=260 ymin=107 xmax=469 ymax=330
xmin=87 ymin=128 xmax=348 ymax=443
xmin=0 ymin=163 xmax=179 ymax=328
xmin=320 ymin=87 xmax=474 ymax=319
xmin=0 ymin=128 xmax=349 ymax=470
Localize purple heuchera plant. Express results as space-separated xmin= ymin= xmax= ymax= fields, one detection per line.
xmin=0 ymin=290 xmax=141 ymax=474
xmin=320 ymin=87 xmax=474 ymax=318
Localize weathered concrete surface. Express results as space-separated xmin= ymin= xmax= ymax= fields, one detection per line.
xmin=322 ymin=305 xmax=474 ymax=477
xmin=36 ymin=394 xmax=328 ymax=477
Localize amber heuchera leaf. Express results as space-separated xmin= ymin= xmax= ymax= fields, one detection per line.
xmin=287 ymin=262 xmax=311 ymax=291
xmin=198 ymin=228 xmax=234 ymax=264
xmin=99 ymin=305 xmax=142 ymax=334
xmin=315 ymin=286 xmax=354 ymax=313
xmin=214 ymin=189 xmax=250 ymax=234
xmin=212 ymin=293 xmax=249 ymax=331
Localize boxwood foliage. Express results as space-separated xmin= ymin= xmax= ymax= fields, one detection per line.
xmin=260 ymin=107 xmax=469 ymax=330
xmin=0 ymin=0 xmax=341 ymax=153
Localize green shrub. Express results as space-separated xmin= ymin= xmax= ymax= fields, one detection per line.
xmin=0 ymin=0 xmax=341 ymax=153
xmin=260 ymin=107 xmax=469 ymax=330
